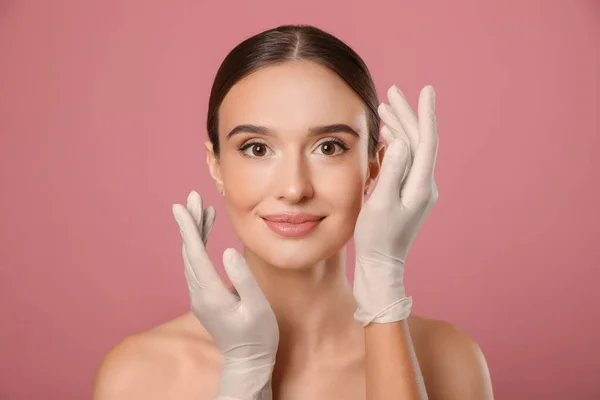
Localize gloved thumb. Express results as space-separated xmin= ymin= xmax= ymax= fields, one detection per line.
xmin=222 ymin=248 xmax=266 ymax=309
xmin=374 ymin=138 xmax=411 ymax=199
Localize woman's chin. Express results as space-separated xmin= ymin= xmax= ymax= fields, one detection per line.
xmin=254 ymin=242 xmax=345 ymax=271
xmin=267 ymin=257 xmax=323 ymax=270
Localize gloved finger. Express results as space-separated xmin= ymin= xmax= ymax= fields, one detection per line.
xmin=379 ymin=103 xmax=416 ymax=164
xmin=202 ymin=205 xmax=216 ymax=245
xmin=371 ymin=138 xmax=411 ymax=201
xmin=222 ymin=248 xmax=268 ymax=310
xmin=185 ymin=191 xmax=216 ymax=246
xmin=378 ymin=103 xmax=406 ymax=141
xmin=380 ymin=125 xmax=395 ymax=146
xmin=186 ymin=190 xmax=203 ymax=230
xmin=172 ymin=204 xmax=230 ymax=298
xmin=182 ymin=242 xmax=236 ymax=312
xmin=182 ymin=244 xmax=199 ymax=292
xmin=387 ymin=86 xmax=420 ymax=153
xmin=401 ymin=86 xmax=439 ymax=205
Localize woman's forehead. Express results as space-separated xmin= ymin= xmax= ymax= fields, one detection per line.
xmin=219 ymin=61 xmax=368 ymax=136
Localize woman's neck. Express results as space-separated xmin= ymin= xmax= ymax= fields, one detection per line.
xmin=243 ymin=248 xmax=363 ymax=366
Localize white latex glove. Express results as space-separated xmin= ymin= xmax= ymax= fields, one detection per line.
xmin=172 ymin=191 xmax=279 ymax=400
xmin=353 ymin=85 xmax=439 ymax=326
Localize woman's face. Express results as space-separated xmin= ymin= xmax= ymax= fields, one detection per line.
xmin=206 ymin=60 xmax=382 ymax=269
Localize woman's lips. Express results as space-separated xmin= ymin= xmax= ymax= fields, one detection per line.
xmin=261 ymin=213 xmax=325 ymax=238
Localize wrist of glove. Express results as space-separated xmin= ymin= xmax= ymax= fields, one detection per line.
xmin=353 ymin=253 xmax=413 ymax=326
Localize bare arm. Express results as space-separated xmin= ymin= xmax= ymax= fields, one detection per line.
xmin=364 ymin=321 xmax=427 ymax=400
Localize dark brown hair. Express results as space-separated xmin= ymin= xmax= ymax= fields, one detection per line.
xmin=207 ymin=24 xmax=380 ymax=157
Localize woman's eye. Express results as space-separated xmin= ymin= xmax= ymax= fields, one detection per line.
xmin=239 ymin=140 xmax=347 ymax=158
xmin=240 ymin=143 xmax=272 ymax=158
xmin=315 ymin=141 xmax=347 ymax=156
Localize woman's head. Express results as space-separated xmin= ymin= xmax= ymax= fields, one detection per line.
xmin=205 ymin=25 xmax=384 ymax=269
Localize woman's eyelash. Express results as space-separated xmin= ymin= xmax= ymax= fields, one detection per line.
xmin=325 ymin=139 xmax=349 ymax=151
xmin=237 ymin=138 xmax=350 ymax=158
xmin=238 ymin=141 xmax=265 ymax=152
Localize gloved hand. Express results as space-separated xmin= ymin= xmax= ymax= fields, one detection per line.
xmin=353 ymin=85 xmax=439 ymax=326
xmin=172 ymin=191 xmax=279 ymax=400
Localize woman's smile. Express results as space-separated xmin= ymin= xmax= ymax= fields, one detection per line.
xmin=260 ymin=212 xmax=326 ymax=238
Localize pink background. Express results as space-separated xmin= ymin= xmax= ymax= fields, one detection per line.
xmin=1 ymin=1 xmax=599 ymax=399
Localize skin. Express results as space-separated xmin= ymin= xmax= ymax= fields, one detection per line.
xmin=93 ymin=60 xmax=494 ymax=400
xmin=365 ymin=321 xmax=422 ymax=399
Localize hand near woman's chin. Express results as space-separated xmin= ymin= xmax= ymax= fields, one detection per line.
xmin=172 ymin=191 xmax=278 ymax=400
xmin=353 ymin=85 xmax=439 ymax=326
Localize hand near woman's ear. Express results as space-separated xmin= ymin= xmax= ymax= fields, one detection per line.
xmin=354 ymin=84 xmax=439 ymax=325
xmin=172 ymin=191 xmax=279 ymax=400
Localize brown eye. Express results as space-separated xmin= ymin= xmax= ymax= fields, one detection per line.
xmin=315 ymin=140 xmax=347 ymax=156
xmin=320 ymin=142 xmax=335 ymax=155
xmin=239 ymin=141 xmax=272 ymax=158
xmin=251 ymin=144 xmax=266 ymax=157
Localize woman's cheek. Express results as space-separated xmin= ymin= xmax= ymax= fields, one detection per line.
xmin=223 ymin=160 xmax=266 ymax=197
xmin=318 ymin=162 xmax=365 ymax=210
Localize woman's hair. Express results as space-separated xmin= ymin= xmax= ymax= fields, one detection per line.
xmin=207 ymin=24 xmax=380 ymax=157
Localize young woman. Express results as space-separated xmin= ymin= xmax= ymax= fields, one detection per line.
xmin=93 ymin=25 xmax=493 ymax=400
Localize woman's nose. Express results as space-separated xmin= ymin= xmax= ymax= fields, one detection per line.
xmin=274 ymin=154 xmax=314 ymax=203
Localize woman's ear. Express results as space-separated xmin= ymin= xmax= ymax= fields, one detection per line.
xmin=204 ymin=141 xmax=225 ymax=195
xmin=364 ymin=142 xmax=386 ymax=195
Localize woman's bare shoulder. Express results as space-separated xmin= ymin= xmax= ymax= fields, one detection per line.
xmin=408 ymin=314 xmax=494 ymax=399
xmin=93 ymin=312 xmax=221 ymax=400
xmin=407 ymin=314 xmax=465 ymax=342
xmin=408 ymin=314 xmax=487 ymax=364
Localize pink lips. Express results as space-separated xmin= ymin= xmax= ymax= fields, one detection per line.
xmin=261 ymin=213 xmax=325 ymax=238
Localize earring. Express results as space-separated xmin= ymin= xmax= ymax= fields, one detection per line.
xmin=219 ymin=187 xmax=224 ymax=195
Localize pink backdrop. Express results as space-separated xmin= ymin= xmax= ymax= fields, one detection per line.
xmin=1 ymin=1 xmax=599 ymax=399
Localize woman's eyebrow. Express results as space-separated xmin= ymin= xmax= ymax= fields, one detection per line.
xmin=309 ymin=124 xmax=360 ymax=138
xmin=226 ymin=124 xmax=271 ymax=139
xmin=226 ymin=123 xmax=360 ymax=139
